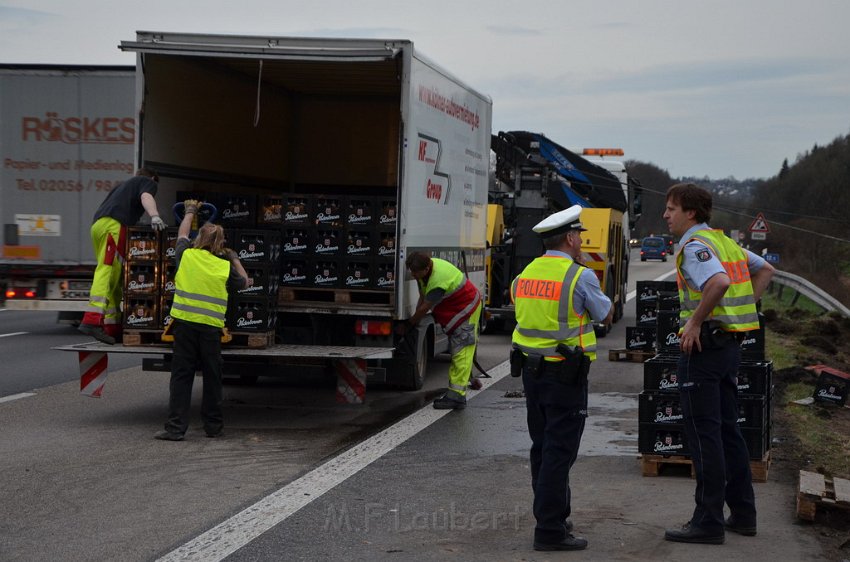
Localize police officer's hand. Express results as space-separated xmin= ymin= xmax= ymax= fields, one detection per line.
xmin=183 ymin=199 xmax=200 ymax=215
xmin=150 ymin=215 xmax=166 ymax=231
xmin=679 ymin=319 xmax=702 ymax=355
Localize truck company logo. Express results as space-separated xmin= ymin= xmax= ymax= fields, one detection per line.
xmin=426 ymin=179 xmax=443 ymax=202
xmin=22 ymin=112 xmax=135 ymax=144
xmin=285 ymin=211 xmax=308 ymax=221
xmin=418 ymin=140 xmax=436 ymax=164
xmin=129 ymin=246 xmax=156 ymax=258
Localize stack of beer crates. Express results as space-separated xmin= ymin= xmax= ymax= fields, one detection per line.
xmin=638 ymin=279 xmax=773 ymax=481
xmin=277 ymin=193 xmax=397 ymax=297
xmin=123 ymin=228 xmax=162 ymax=336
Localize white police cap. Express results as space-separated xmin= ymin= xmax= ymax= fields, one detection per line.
xmin=532 ymin=205 xmax=587 ymax=237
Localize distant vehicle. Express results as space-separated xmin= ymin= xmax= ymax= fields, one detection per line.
xmin=660 ymin=234 xmax=675 ymax=254
xmin=640 ymin=236 xmax=668 ymax=262
xmin=629 ymin=237 xmax=641 ymax=248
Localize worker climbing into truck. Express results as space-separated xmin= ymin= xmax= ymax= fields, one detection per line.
xmin=78 ymin=168 xmax=165 ymax=344
xmin=401 ymin=252 xmax=483 ymax=409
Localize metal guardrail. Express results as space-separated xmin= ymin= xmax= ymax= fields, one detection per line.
xmin=770 ymin=269 xmax=850 ymax=318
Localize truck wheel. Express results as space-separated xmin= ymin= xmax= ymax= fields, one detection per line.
xmin=391 ymin=328 xmax=429 ymax=390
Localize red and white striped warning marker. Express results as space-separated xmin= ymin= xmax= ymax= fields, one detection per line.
xmin=79 ymin=351 xmax=108 ymax=398
xmin=335 ymin=358 xmax=366 ymax=404
xmin=582 ymin=252 xmax=604 ymax=264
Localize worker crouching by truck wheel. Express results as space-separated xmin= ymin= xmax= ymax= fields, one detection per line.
xmin=154 ymin=200 xmax=251 ymax=442
xmin=400 ymin=252 xmax=482 ymax=410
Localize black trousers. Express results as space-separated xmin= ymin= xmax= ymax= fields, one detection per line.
xmin=164 ymin=320 xmax=224 ymax=436
xmin=677 ymin=340 xmax=756 ymax=532
xmin=522 ymin=364 xmax=588 ymax=543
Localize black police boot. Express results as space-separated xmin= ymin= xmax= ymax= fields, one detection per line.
xmin=724 ymin=515 xmax=757 ymax=536
xmin=664 ymin=522 xmax=724 ymax=544
xmin=432 ymin=393 xmax=466 ymax=410
xmin=533 ymin=534 xmax=588 ymax=551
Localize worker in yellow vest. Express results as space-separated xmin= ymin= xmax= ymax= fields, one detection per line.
xmin=79 ymin=168 xmax=165 ymax=344
xmin=402 ymin=252 xmax=482 ymax=409
xmin=154 ymin=199 xmax=251 ymax=441
xmin=510 ymin=204 xmax=612 ymax=552
xmin=662 ymin=183 xmax=774 ymax=544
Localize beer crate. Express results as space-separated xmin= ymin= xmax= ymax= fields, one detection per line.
xmin=656 ymin=310 xmax=681 ymax=353
xmin=636 ymin=280 xmax=677 ymax=303
xmin=638 ymin=424 xmax=687 ymax=456
xmin=281 ymin=194 xmax=311 ymax=226
xmin=161 ymin=262 xmax=176 ymax=295
xmin=812 ymin=366 xmax=850 ymax=406
xmin=311 ymin=195 xmax=344 ymax=228
xmin=643 ymin=354 xmax=681 ymax=392
xmin=161 ymin=227 xmax=180 ymax=262
xmin=345 ymin=197 xmax=375 ymax=228
xmin=238 ymin=264 xmax=280 ymax=298
xmin=232 ymin=229 xmax=280 ymax=264
xmin=636 ymin=301 xmax=658 ymax=326
xmin=312 ymin=228 xmax=344 ymax=258
xmin=376 ymin=197 xmax=398 ymax=230
xmin=376 ymin=230 xmax=397 ymax=261
xmin=344 ymin=229 xmax=376 ymax=258
xmin=212 ymin=194 xmax=257 ymax=226
xmin=374 ymin=260 xmax=396 ymax=291
xmin=638 ymin=391 xmax=684 ymax=424
xmin=281 ymin=227 xmax=311 ymax=257
xmin=159 ymin=295 xmax=174 ymax=330
xmin=626 ymin=325 xmax=656 ymax=352
xmin=258 ymin=193 xmax=283 ymax=225
xmin=341 ymin=259 xmax=373 ymax=290
xmin=126 ymin=228 xmax=159 ymax=261
xmin=227 ymin=296 xmax=277 ymax=332
xmin=280 ymin=257 xmax=311 ymax=287
xmin=124 ymin=262 xmax=159 ymax=295
xmin=123 ymin=295 xmax=158 ymax=329
xmin=311 ymin=259 xmax=342 ymax=288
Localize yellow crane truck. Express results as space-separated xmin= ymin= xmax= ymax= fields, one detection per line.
xmin=485 ymin=131 xmax=641 ymax=335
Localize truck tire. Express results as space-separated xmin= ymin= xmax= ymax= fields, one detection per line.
xmin=390 ymin=327 xmax=429 ymax=390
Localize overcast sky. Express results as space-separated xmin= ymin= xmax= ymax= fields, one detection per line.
xmin=2 ymin=0 xmax=849 ymax=180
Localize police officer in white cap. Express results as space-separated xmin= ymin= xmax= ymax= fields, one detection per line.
xmin=510 ymin=204 xmax=613 ymax=552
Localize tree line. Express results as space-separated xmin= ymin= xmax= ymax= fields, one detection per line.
xmin=626 ymin=130 xmax=850 ymax=306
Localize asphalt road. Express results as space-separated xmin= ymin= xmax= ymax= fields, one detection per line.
xmin=0 ymin=251 xmax=688 ymax=561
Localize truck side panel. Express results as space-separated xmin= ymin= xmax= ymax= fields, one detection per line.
xmin=0 ymin=68 xmax=135 ymax=265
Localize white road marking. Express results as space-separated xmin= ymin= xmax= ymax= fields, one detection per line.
xmin=0 ymin=392 xmax=36 ymax=404
xmin=0 ymin=332 xmax=28 ymax=338
xmin=158 ymin=361 xmax=512 ymax=562
xmin=625 ymin=270 xmax=676 ymax=302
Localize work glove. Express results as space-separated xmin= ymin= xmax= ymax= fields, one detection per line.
xmin=150 ymin=215 xmax=166 ymax=231
xmin=183 ymin=199 xmax=200 ymax=215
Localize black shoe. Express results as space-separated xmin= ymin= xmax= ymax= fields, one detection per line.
xmin=78 ymin=324 xmax=115 ymax=345
xmin=725 ymin=515 xmax=757 ymax=536
xmin=565 ymin=519 xmax=574 ymax=533
xmin=664 ymin=523 xmax=724 ymax=544
xmin=533 ymin=534 xmax=588 ymax=551
xmin=205 ymin=429 xmax=224 ymax=438
xmin=433 ymin=394 xmax=466 ymax=410
xmin=153 ymin=430 xmax=184 ymax=441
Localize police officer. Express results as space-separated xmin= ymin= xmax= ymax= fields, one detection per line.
xmin=511 ymin=205 xmax=613 ymax=552
xmin=402 ymin=252 xmax=482 ymax=409
xmin=154 ymin=200 xmax=250 ymax=441
xmin=662 ymin=183 xmax=775 ymax=544
xmin=79 ymin=168 xmax=165 ymax=344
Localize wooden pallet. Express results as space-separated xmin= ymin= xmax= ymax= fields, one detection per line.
xmin=609 ymin=348 xmax=654 ymax=362
xmin=640 ymin=451 xmax=771 ymax=483
xmin=224 ymin=330 xmax=275 ymax=349
xmin=796 ymin=470 xmax=850 ymax=521
xmin=122 ymin=329 xmax=168 ymax=346
xmin=279 ymin=286 xmax=392 ymax=306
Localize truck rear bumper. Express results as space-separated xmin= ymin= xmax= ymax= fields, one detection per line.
xmin=6 ymin=299 xmax=88 ymax=312
xmin=53 ymin=342 xmax=395 ymax=360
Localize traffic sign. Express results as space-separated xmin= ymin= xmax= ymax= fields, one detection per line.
xmin=764 ymin=253 xmax=780 ymax=264
xmin=749 ymin=213 xmax=770 ymax=233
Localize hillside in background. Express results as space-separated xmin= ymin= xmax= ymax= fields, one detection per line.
xmin=626 ymin=130 xmax=850 ymax=306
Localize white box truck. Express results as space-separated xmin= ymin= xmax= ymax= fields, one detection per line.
xmin=60 ymin=32 xmax=493 ymax=394
xmin=0 ymin=65 xmax=136 ymax=320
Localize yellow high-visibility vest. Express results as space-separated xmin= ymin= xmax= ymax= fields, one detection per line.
xmin=171 ymin=249 xmax=230 ymax=328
